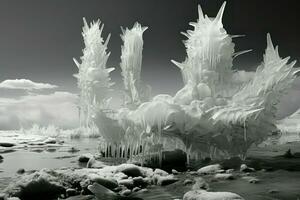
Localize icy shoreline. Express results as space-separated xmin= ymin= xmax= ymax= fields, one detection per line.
xmin=2 ymin=157 xmax=300 ymax=200
xmin=1 ymin=132 xmax=300 ymax=200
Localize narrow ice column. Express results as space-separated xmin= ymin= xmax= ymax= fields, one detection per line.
xmin=120 ymin=23 xmax=148 ymax=106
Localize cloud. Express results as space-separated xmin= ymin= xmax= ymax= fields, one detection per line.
xmin=0 ymin=79 xmax=57 ymax=90
xmin=0 ymin=91 xmax=79 ymax=130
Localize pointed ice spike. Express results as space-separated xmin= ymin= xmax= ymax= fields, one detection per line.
xmin=73 ymin=58 xmax=80 ymax=68
xmin=120 ymin=26 xmax=125 ymax=34
xmin=214 ymin=2 xmax=226 ymax=24
xmin=233 ymin=49 xmax=252 ymax=59
xmin=106 ymin=67 xmax=115 ymax=73
xmin=83 ymin=17 xmax=88 ymax=27
xmin=198 ymin=4 xmax=204 ymax=20
xmin=171 ymin=59 xmax=184 ymax=69
xmin=231 ymin=35 xmax=246 ymax=39
xmin=99 ymin=23 xmax=104 ymax=35
xmin=267 ymin=33 xmax=275 ymax=50
xmin=142 ymin=26 xmax=148 ymax=33
xmin=181 ymin=31 xmax=189 ymax=38
xmin=104 ymin=33 xmax=111 ymax=47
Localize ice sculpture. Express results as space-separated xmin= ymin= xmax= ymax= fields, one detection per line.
xmin=73 ymin=18 xmax=114 ymax=131
xmin=74 ymin=2 xmax=298 ymax=164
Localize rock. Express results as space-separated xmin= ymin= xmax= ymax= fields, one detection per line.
xmin=116 ymin=164 xmax=143 ymax=177
xmin=5 ymin=176 xmax=65 ymax=200
xmin=241 ymin=176 xmax=260 ymax=184
xmin=221 ymin=157 xmax=242 ymax=170
xmin=184 ymin=179 xmax=193 ymax=185
xmin=156 ymin=175 xmax=178 ymax=186
xmin=114 ymin=172 xmax=128 ymax=180
xmin=240 ymin=164 xmax=255 ymax=172
xmin=132 ymin=187 xmax=141 ymax=192
xmin=113 ymin=186 xmax=123 ymax=192
xmin=0 ymin=142 xmax=15 ymax=147
xmin=226 ymin=169 xmax=234 ymax=173
xmin=133 ymin=176 xmax=147 ymax=187
xmin=213 ymin=173 xmax=234 ymax=180
xmin=154 ymin=168 xmax=169 ymax=176
xmin=88 ymin=183 xmax=120 ymax=199
xmin=0 ymin=193 xmax=5 ymax=200
xmin=0 ymin=149 xmax=15 ymax=154
xmin=188 ymin=171 xmax=198 ymax=175
xmin=142 ymin=177 xmax=152 ymax=185
xmin=46 ymin=148 xmax=57 ymax=152
xmin=120 ymin=189 xmax=131 ymax=196
xmin=216 ymin=169 xmax=225 ymax=173
xmin=91 ymin=176 xmax=118 ymax=190
xmin=43 ymin=138 xmax=57 ymax=144
xmin=0 ymin=155 xmax=3 ymax=160
xmin=4 ymin=169 xmax=68 ymax=200
xmin=172 ymin=169 xmax=179 ymax=175
xmin=136 ymin=188 xmax=148 ymax=194
xmin=118 ymin=179 xmax=134 ymax=189
xmin=248 ymin=178 xmax=260 ymax=184
xmin=17 ymin=168 xmax=25 ymax=174
xmin=68 ymin=147 xmax=80 ymax=153
xmin=78 ymin=153 xmax=93 ymax=163
xmin=140 ymin=167 xmax=154 ymax=177
xmin=192 ymin=178 xmax=209 ymax=190
xmin=66 ymin=188 xmax=78 ymax=197
xmin=197 ymin=164 xmax=222 ymax=174
xmin=183 ymin=190 xmax=244 ymax=200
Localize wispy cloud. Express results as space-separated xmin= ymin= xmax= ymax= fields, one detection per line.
xmin=0 ymin=91 xmax=79 ymax=130
xmin=0 ymin=79 xmax=57 ymax=90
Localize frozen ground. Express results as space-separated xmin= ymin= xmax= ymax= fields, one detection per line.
xmin=0 ymin=131 xmax=300 ymax=199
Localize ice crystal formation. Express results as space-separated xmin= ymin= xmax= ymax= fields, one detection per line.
xmin=73 ymin=18 xmax=114 ymax=132
xmin=74 ymin=2 xmax=298 ymax=164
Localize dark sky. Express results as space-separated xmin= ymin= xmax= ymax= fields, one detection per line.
xmin=0 ymin=0 xmax=300 ymax=95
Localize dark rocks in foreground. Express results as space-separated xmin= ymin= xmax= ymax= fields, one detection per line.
xmin=3 ymin=150 xmax=300 ymax=200
xmin=0 ymin=143 xmax=15 ymax=148
xmin=2 ymin=163 xmax=181 ymax=200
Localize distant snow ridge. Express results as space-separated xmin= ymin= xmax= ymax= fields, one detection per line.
xmin=71 ymin=1 xmax=299 ymax=165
